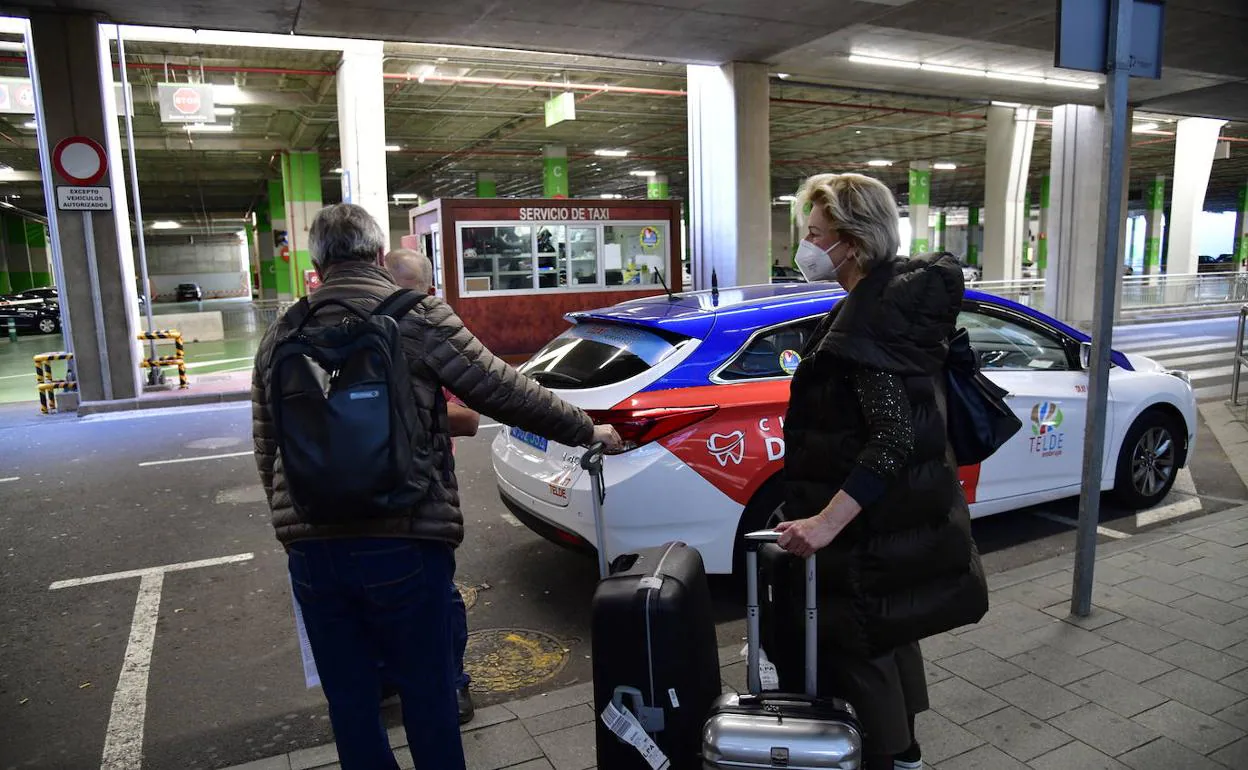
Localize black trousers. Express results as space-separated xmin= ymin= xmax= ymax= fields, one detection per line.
xmin=819 ymin=640 xmax=929 ymax=756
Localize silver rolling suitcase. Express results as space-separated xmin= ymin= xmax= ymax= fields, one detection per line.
xmin=701 ymin=530 xmax=863 ymax=769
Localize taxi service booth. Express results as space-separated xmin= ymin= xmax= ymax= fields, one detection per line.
xmin=407 ymin=198 xmax=683 ymax=358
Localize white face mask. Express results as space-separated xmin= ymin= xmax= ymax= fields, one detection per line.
xmin=795 ymin=238 xmax=849 ymax=283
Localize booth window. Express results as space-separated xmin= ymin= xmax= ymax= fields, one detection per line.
xmin=460 ymin=225 xmax=533 ymax=292
xmin=536 ymin=226 xmax=602 ymax=288
xmin=603 ymin=224 xmax=668 ymax=286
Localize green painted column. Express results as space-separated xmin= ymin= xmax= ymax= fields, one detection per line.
xmin=0 ymin=214 xmax=9 ymax=295
xmin=26 ymin=224 xmax=51 ymax=287
xmin=1144 ymin=175 xmax=1166 ymax=275
xmin=1234 ymin=182 xmax=1247 ymax=271
xmin=476 ymin=173 xmax=497 ymax=198
xmin=967 ymin=207 xmax=980 ymax=266
xmin=281 ymin=151 xmax=323 ymax=297
xmin=1037 ymin=175 xmax=1051 ymax=272
xmin=269 ymin=180 xmax=291 ymax=299
xmin=543 ymin=146 xmax=568 ymax=199
xmin=647 ymin=174 xmax=669 ymax=200
xmin=936 ymin=211 xmax=947 ymax=252
xmin=1021 ymin=188 xmax=1032 ymax=267
xmin=908 ymin=162 xmax=931 ymax=255
xmin=4 ymin=213 xmax=31 ymax=292
xmin=257 ymin=205 xmax=277 ymax=298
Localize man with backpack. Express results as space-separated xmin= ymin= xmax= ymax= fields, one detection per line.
xmin=251 ymin=204 xmax=622 ymax=769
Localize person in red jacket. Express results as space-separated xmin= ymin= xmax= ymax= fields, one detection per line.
xmin=386 ymin=247 xmax=479 ymax=723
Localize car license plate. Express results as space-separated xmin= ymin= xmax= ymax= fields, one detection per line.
xmin=510 ymin=426 xmax=549 ymax=452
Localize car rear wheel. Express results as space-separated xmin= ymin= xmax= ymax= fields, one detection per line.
xmin=732 ymin=475 xmax=785 ymax=578
xmin=1112 ymin=410 xmax=1182 ymax=509
xmin=37 ymin=317 xmax=57 ymax=334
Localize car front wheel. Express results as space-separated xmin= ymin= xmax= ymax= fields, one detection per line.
xmin=1112 ymin=410 xmax=1182 ymax=509
xmin=37 ymin=317 xmax=57 ymax=334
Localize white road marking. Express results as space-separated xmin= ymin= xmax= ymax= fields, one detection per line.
xmin=1032 ymin=511 xmax=1131 ymax=539
xmin=500 ymin=512 xmax=524 ymax=528
xmin=1116 ymin=340 xmax=1234 ymax=357
xmin=49 ymin=552 xmax=255 ymax=590
xmin=1190 ymin=366 xmax=1236 ymax=381
xmin=100 ymin=572 xmax=163 ymax=770
xmin=81 ymin=403 xmax=249 ymax=423
xmin=184 ymin=356 xmax=254 ymax=370
xmin=1154 ymin=351 xmax=1237 ymax=369
xmin=49 ymin=553 xmax=254 ymax=770
xmin=1135 ymin=468 xmax=1203 ymax=527
xmin=1117 ymin=335 xmax=1223 ymax=351
xmin=0 ymin=372 xmax=38 ymax=380
xmin=479 ymin=422 xmax=504 ymax=430
xmin=0 ymin=476 xmax=18 ymax=483
xmin=138 ymin=451 xmax=252 ymax=467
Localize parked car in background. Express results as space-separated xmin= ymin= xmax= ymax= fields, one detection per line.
xmin=770 ymin=263 xmax=805 ymax=283
xmin=1198 ymin=254 xmax=1235 ymax=273
xmin=175 ymin=282 xmax=203 ymax=302
xmin=0 ymin=292 xmax=60 ymax=334
xmin=491 ymin=283 xmax=1196 ymax=575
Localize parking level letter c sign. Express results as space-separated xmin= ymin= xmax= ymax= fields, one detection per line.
xmin=52 ymin=136 xmax=108 ymax=185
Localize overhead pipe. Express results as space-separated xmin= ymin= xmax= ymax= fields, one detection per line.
xmin=382 ymin=71 xmax=686 ymax=96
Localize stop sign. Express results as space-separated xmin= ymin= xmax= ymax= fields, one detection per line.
xmin=172 ymin=87 xmax=201 ymax=115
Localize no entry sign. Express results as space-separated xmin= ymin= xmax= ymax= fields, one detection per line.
xmin=52 ymin=136 xmax=107 ymax=185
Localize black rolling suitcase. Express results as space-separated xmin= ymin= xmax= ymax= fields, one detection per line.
xmin=584 ymin=446 xmax=721 ymax=770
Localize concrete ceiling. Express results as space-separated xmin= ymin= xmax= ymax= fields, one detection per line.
xmin=0 ymin=0 xmax=1244 ymax=225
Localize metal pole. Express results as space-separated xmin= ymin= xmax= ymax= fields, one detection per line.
xmin=1234 ymin=306 xmax=1247 ymax=405
xmin=82 ymin=211 xmax=113 ymax=401
xmin=22 ymin=19 xmax=75 ymax=376
xmin=1072 ymin=0 xmax=1133 ymax=617
xmin=115 ymin=28 xmax=159 ymax=372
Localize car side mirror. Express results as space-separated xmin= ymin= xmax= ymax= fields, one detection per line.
xmin=1079 ymin=341 xmax=1092 ymax=370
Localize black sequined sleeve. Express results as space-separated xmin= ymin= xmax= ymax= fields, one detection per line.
xmin=840 ymin=367 xmax=915 ymax=508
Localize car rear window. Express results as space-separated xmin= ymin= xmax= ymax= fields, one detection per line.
xmin=518 ymin=322 xmax=684 ymax=390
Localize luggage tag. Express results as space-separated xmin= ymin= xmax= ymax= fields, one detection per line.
xmin=600 ymin=701 xmax=671 ymax=770
xmin=739 ymin=643 xmax=780 ymax=690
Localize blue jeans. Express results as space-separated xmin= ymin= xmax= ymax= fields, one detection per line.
xmin=451 ymin=581 xmax=470 ymax=690
xmin=288 ymin=538 xmax=465 ymax=770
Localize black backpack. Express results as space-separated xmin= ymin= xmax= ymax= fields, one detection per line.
xmin=268 ymin=289 xmax=431 ymax=524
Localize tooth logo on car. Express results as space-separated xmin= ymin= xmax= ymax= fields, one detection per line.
xmin=707 ymin=431 xmax=746 ymax=466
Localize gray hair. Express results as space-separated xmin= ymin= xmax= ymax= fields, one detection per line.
xmin=796 ymin=173 xmax=900 ymax=272
xmin=308 ymin=203 xmax=386 ymax=270
xmin=384 ymin=247 xmax=432 ymax=293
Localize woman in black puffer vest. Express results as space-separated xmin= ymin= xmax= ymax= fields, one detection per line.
xmin=776 ymin=173 xmax=988 ymax=770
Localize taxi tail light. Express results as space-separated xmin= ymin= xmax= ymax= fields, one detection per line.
xmin=587 ymin=405 xmax=719 ymax=452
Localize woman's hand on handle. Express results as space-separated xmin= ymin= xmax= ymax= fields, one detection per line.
xmin=775 ymin=514 xmax=840 ymax=558
xmin=591 ymin=424 xmax=624 ymax=453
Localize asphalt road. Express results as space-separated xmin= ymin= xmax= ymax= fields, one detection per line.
xmin=1 ymin=367 xmax=1246 ymax=769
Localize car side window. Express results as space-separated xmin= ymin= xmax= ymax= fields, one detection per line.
xmin=957 ymin=310 xmax=1070 ymax=371
xmin=718 ymin=319 xmax=820 ymax=381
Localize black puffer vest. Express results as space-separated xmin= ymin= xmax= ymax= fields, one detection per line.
xmin=783 ymin=253 xmax=988 ymax=656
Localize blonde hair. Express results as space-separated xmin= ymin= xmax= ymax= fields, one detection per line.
xmin=796 ymin=173 xmax=901 ymax=272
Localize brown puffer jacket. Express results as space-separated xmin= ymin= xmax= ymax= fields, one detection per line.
xmin=251 ymin=261 xmax=595 ymax=547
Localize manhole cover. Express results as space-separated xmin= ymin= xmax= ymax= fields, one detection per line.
xmin=455 ymin=582 xmax=478 ymax=611
xmin=464 ymin=628 xmax=569 ymax=694
xmin=187 ymin=436 xmax=243 ymax=450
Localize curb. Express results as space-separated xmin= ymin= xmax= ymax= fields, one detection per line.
xmin=77 ymin=389 xmax=249 ymax=416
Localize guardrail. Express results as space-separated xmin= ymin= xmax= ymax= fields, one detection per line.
xmin=1234 ymin=305 xmax=1248 ymax=406
xmin=967 ymin=272 xmax=1248 ymax=312
xmin=138 ymin=330 xmax=188 ymax=389
xmin=33 ymin=351 xmax=75 ymax=414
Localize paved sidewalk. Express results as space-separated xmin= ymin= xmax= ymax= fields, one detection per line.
xmin=226 ymin=404 xmax=1248 ymax=770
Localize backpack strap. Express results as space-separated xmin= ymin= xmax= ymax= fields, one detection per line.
xmin=283 ymin=297 xmax=312 ymax=330
xmin=374 ymin=288 xmax=424 ymax=321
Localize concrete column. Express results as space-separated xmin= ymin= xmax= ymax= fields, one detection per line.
xmin=1167 ymin=117 xmax=1227 ymax=275
xmin=1044 ymin=104 xmax=1129 ymax=330
xmin=0 ymin=217 xmax=9 ymax=294
xmin=30 ymin=12 xmax=142 ymax=401
xmin=647 ymin=174 xmax=669 ymax=200
xmin=908 ymin=162 xmax=931 ymax=254
xmin=543 ymin=146 xmax=568 ymax=198
xmin=336 ymin=42 xmax=389 ymax=252
xmin=1143 ymin=174 xmax=1166 ymax=275
xmin=1037 ymin=175 xmax=1051 ymax=273
xmin=1235 ymin=182 xmax=1248 ymax=271
xmin=4 ymin=213 xmax=31 ymax=291
xmin=476 ymin=172 xmax=497 ymax=198
xmin=983 ymin=105 xmax=1038 ymax=282
xmin=967 ymin=206 xmax=981 ymax=266
xmin=281 ymin=151 xmax=322 ymax=297
xmin=686 ymin=61 xmax=770 ymax=289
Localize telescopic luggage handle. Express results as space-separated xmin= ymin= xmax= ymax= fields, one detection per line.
xmin=583 ymin=443 xmax=610 ymax=579
xmin=743 ymin=528 xmax=818 ymax=697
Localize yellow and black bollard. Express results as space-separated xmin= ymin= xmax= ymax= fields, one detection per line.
xmin=136 ymin=330 xmax=188 ymax=389
xmin=33 ymin=352 xmax=75 ymax=414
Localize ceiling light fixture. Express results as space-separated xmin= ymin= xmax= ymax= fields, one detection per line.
xmin=851 ymin=53 xmax=1100 ymax=90
xmin=213 ymin=107 xmax=236 ymax=117
xmin=185 ymin=123 xmax=234 ymax=133
xmin=933 ymin=162 xmax=958 ymax=170
xmin=776 ymin=195 xmax=797 ymax=202
xmin=991 ymin=101 xmax=1023 ymax=108
xmin=1132 ymin=122 xmax=1161 ymax=133
xmin=594 ymin=149 xmax=630 ymax=157
xmin=391 ymin=193 xmax=421 ymax=200
xmin=867 ymin=159 xmax=893 ymax=167
xmin=385 ymin=145 xmax=402 ymax=152
xmin=22 ymin=120 xmax=36 ymax=129
xmin=599 ymin=193 xmax=624 ymax=199
xmin=847 ymin=54 xmax=920 ymax=70
xmin=210 ymin=84 xmax=247 ymax=104
xmin=151 ymin=221 xmax=182 ymax=230
xmin=331 ymin=167 xmax=344 ymax=174
xmin=629 ymin=170 xmax=657 ymax=177
xmin=776 ymin=73 xmax=792 ymax=80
